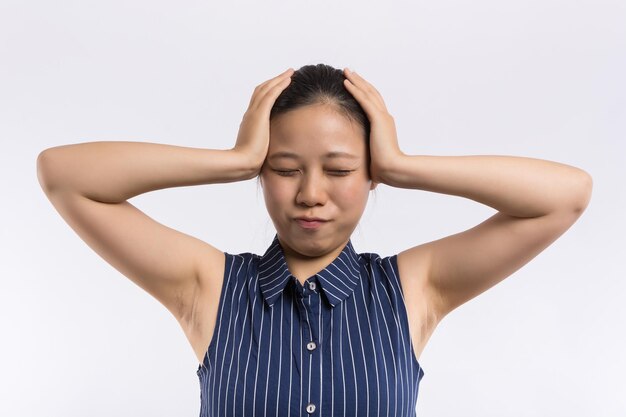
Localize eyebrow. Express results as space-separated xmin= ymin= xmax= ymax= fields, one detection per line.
xmin=268 ymin=151 xmax=359 ymax=161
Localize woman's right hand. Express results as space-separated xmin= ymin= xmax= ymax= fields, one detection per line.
xmin=233 ymin=67 xmax=295 ymax=177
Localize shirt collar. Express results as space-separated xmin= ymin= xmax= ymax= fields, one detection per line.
xmin=258 ymin=234 xmax=361 ymax=308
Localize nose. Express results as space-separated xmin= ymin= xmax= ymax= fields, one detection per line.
xmin=296 ymin=171 xmax=328 ymax=207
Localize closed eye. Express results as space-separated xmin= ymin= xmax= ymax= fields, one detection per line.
xmin=273 ymin=170 xmax=298 ymax=176
xmin=272 ymin=169 xmax=353 ymax=177
xmin=330 ymin=170 xmax=353 ymax=176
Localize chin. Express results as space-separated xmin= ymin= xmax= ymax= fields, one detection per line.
xmin=282 ymin=230 xmax=328 ymax=252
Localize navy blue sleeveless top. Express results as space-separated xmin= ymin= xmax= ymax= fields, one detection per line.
xmin=196 ymin=234 xmax=425 ymax=417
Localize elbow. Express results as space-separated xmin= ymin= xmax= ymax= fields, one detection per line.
xmin=36 ymin=149 xmax=62 ymax=194
xmin=571 ymin=170 xmax=593 ymax=215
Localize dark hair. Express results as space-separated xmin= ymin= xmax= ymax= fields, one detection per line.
xmin=257 ymin=63 xmax=377 ymax=197
xmin=270 ymin=63 xmax=371 ymax=143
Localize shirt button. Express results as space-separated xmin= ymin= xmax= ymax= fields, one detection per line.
xmin=308 ymin=282 xmax=317 ymax=290
xmin=306 ymin=403 xmax=316 ymax=413
xmin=306 ymin=341 xmax=317 ymax=351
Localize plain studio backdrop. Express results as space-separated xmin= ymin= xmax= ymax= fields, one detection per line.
xmin=1 ymin=0 xmax=624 ymax=416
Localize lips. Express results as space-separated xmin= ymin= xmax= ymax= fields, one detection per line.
xmin=295 ymin=217 xmax=328 ymax=222
xmin=294 ymin=217 xmax=329 ymax=230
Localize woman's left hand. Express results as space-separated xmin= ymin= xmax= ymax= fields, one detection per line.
xmin=342 ymin=68 xmax=404 ymax=186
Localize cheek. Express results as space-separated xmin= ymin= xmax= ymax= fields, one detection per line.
xmin=334 ymin=180 xmax=370 ymax=208
xmin=262 ymin=177 xmax=292 ymax=209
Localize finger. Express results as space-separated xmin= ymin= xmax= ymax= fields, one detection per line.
xmin=344 ymin=68 xmax=380 ymax=96
xmin=343 ymin=76 xmax=388 ymax=116
xmin=257 ymin=68 xmax=294 ymax=93
xmin=347 ymin=70 xmax=387 ymax=111
xmin=343 ymin=77 xmax=381 ymax=117
xmin=248 ymin=68 xmax=294 ymax=108
xmin=344 ymin=69 xmax=388 ymax=111
xmin=255 ymin=75 xmax=293 ymax=114
xmin=248 ymin=68 xmax=293 ymax=107
xmin=249 ymin=68 xmax=294 ymax=109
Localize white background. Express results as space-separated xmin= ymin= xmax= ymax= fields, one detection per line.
xmin=1 ymin=0 xmax=624 ymax=416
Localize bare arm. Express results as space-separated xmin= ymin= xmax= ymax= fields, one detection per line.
xmin=36 ymin=142 xmax=252 ymax=326
xmin=342 ymin=68 xmax=593 ymax=328
xmin=382 ymin=154 xmax=592 ymax=217
xmin=37 ymin=141 xmax=256 ymax=202
xmin=387 ymin=154 xmax=592 ymax=319
xmin=36 ymin=68 xmax=294 ymax=364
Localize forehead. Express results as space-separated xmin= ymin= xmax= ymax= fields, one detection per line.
xmin=269 ymin=104 xmax=365 ymax=158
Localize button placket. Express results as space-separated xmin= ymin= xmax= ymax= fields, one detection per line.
xmin=301 ymin=278 xmax=320 ymax=415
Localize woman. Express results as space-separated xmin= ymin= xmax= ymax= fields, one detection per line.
xmin=37 ymin=63 xmax=593 ymax=416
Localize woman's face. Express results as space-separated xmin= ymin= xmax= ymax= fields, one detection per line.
xmin=260 ymin=103 xmax=377 ymax=258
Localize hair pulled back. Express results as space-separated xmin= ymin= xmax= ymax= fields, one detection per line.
xmin=270 ymin=63 xmax=371 ymax=142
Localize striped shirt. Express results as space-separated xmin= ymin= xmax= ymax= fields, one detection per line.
xmin=196 ymin=233 xmax=425 ymax=417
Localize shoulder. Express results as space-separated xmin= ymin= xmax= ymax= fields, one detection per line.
xmin=358 ymin=249 xmax=433 ymax=317
xmin=357 ymin=250 xmax=396 ymax=267
xmin=222 ymin=251 xmax=259 ymax=278
xmin=357 ymin=251 xmax=402 ymax=286
xmin=197 ymin=250 xmax=258 ymax=294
